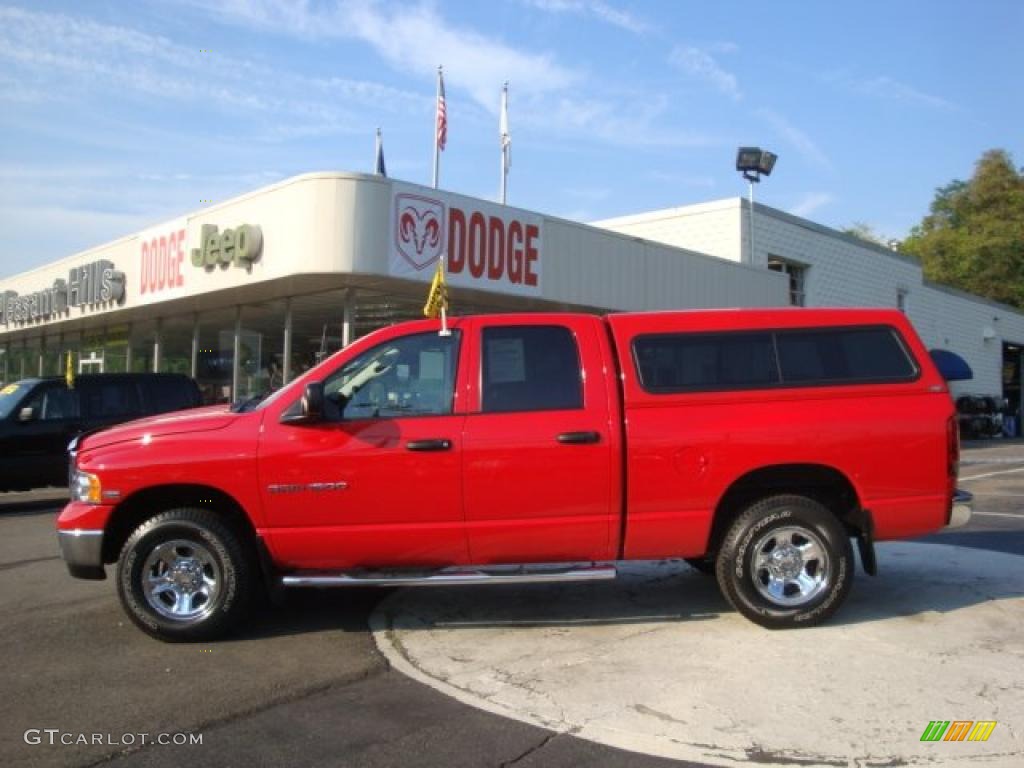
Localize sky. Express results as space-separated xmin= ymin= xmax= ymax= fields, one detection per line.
xmin=2 ymin=0 xmax=1022 ymax=277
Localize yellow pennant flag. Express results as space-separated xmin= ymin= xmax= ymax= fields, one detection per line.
xmin=65 ymin=351 xmax=75 ymax=389
xmin=423 ymin=258 xmax=448 ymax=319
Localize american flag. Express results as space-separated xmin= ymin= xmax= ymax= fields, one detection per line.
xmin=436 ymin=70 xmax=447 ymax=151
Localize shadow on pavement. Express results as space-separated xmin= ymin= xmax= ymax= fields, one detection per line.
xmin=919 ymin=528 xmax=1024 ymax=556
xmin=0 ymin=488 xmax=67 ymax=516
xmin=374 ymin=548 xmax=1024 ymax=634
xmin=241 ymin=588 xmax=386 ymax=640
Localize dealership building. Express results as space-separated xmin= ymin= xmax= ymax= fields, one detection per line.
xmin=1 ymin=171 xmax=1022 ymax=412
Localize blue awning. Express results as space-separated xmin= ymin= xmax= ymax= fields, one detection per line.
xmin=929 ymin=349 xmax=974 ymax=381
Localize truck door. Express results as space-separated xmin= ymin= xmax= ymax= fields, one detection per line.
xmin=462 ymin=318 xmax=617 ymax=563
xmin=259 ymin=326 xmax=470 ymax=569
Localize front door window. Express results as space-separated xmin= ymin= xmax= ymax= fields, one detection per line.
xmin=322 ymin=331 xmax=460 ymax=421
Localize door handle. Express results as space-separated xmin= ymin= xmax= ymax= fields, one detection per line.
xmin=557 ymin=431 xmax=601 ymax=445
xmin=406 ymin=438 xmax=453 ymax=452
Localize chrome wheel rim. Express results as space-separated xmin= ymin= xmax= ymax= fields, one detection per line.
xmin=142 ymin=539 xmax=221 ymax=622
xmin=751 ymin=525 xmax=830 ymax=608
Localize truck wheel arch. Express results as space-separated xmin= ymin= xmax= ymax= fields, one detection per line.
xmin=707 ymin=464 xmax=867 ymax=558
xmin=101 ymin=484 xmax=258 ymax=566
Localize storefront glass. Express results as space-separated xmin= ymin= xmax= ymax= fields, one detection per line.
xmin=290 ymin=291 xmax=350 ymax=376
xmin=24 ymin=337 xmax=42 ymax=378
xmin=81 ymin=329 xmax=106 ymax=374
xmin=8 ymin=342 xmax=27 ymax=380
xmin=161 ymin=315 xmax=195 ymax=377
xmin=104 ymin=325 xmax=131 ymax=373
xmin=130 ymin=321 xmax=156 ymax=373
xmin=40 ymin=335 xmax=62 ymax=377
xmin=238 ymin=300 xmax=286 ymax=400
xmin=62 ymin=333 xmax=81 ymax=378
xmin=196 ymin=309 xmax=237 ymax=404
xmin=353 ymin=293 xmax=428 ymax=339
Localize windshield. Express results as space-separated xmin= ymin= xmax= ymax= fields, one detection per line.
xmin=0 ymin=382 xmax=28 ymax=419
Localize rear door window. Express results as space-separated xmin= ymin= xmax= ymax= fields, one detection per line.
xmin=142 ymin=377 xmax=199 ymax=414
xmin=481 ymin=325 xmax=583 ymax=412
xmin=776 ymin=327 xmax=917 ymax=384
xmin=81 ymin=379 xmax=142 ymax=420
xmin=633 ymin=332 xmax=778 ymax=392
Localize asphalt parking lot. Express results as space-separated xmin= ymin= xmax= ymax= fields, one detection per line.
xmin=2 ymin=441 xmax=1022 ymax=768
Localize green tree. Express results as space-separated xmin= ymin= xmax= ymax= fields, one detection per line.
xmin=841 ymin=221 xmax=893 ymax=248
xmin=902 ymin=149 xmax=1024 ymax=307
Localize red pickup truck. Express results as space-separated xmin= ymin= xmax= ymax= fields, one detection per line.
xmin=57 ymin=309 xmax=970 ymax=641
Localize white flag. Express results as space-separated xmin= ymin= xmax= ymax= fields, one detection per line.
xmin=500 ymin=82 xmax=511 ymax=168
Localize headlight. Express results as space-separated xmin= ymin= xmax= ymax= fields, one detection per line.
xmin=71 ymin=470 xmax=102 ymax=504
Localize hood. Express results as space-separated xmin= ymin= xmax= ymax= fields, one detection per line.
xmin=79 ymin=405 xmax=238 ymax=452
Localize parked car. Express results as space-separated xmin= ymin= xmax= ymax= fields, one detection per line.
xmin=0 ymin=373 xmax=200 ymax=491
xmin=56 ymin=309 xmax=970 ymax=641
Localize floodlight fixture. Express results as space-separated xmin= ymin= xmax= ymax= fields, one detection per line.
xmin=735 ymin=147 xmax=778 ymax=263
xmin=736 ymin=147 xmax=777 ymax=183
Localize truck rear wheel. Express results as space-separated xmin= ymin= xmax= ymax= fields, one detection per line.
xmin=715 ymin=495 xmax=853 ymax=629
xmin=116 ymin=508 xmax=254 ymax=642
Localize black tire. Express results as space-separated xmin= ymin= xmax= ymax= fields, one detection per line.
xmin=684 ymin=557 xmax=716 ymax=576
xmin=116 ymin=508 xmax=254 ymax=642
xmin=715 ymin=494 xmax=854 ymax=629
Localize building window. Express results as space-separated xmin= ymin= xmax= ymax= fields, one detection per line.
xmin=897 ymin=288 xmax=908 ymax=313
xmin=767 ymin=256 xmax=807 ymax=307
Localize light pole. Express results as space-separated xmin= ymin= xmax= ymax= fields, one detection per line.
xmin=735 ymin=147 xmax=777 ymax=264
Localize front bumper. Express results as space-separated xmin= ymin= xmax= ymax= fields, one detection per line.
xmin=58 ymin=529 xmax=105 ymax=579
xmin=57 ymin=501 xmax=115 ymax=580
xmin=947 ymin=489 xmax=973 ymax=529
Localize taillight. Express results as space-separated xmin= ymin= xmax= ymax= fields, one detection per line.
xmin=946 ymin=415 xmax=959 ymax=522
xmin=947 ymin=415 xmax=960 ymax=480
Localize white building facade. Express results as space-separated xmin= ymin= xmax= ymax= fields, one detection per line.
xmin=0 ymin=173 xmax=785 ymax=404
xmin=596 ymin=198 xmax=1024 ymax=409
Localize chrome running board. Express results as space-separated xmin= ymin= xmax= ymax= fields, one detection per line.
xmin=281 ymin=563 xmax=617 ymax=588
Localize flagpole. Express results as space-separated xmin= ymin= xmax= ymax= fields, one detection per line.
xmin=374 ymin=127 xmax=385 ymax=177
xmin=500 ymin=81 xmax=509 ymax=204
xmin=432 ymin=66 xmax=442 ymax=189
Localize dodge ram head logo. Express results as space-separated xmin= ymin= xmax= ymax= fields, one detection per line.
xmin=395 ymin=194 xmax=446 ymax=271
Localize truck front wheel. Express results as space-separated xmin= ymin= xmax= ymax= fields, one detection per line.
xmin=715 ymin=495 xmax=853 ymax=629
xmin=116 ymin=508 xmax=254 ymax=642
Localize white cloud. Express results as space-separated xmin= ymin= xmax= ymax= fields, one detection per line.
xmin=0 ymin=206 xmax=159 ymax=275
xmin=522 ymin=93 xmax=721 ymax=148
xmin=788 ymin=192 xmax=834 ymax=218
xmin=857 ymin=76 xmax=957 ymax=111
xmin=344 ymin=3 xmax=578 ymax=109
xmin=819 ymin=69 xmax=957 ymax=111
xmin=756 ymin=108 xmax=832 ymax=171
xmin=188 ymin=1 xmax=579 ymax=111
xmin=522 ymin=0 xmax=650 ymax=35
xmin=182 ymin=1 xmax=715 ymax=149
xmin=0 ymin=5 xmax=428 ymax=140
xmin=669 ymin=45 xmax=741 ymax=100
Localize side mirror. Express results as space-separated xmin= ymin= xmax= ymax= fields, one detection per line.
xmin=281 ymin=382 xmax=325 ymax=425
xmin=18 ymin=406 xmax=36 ymax=423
